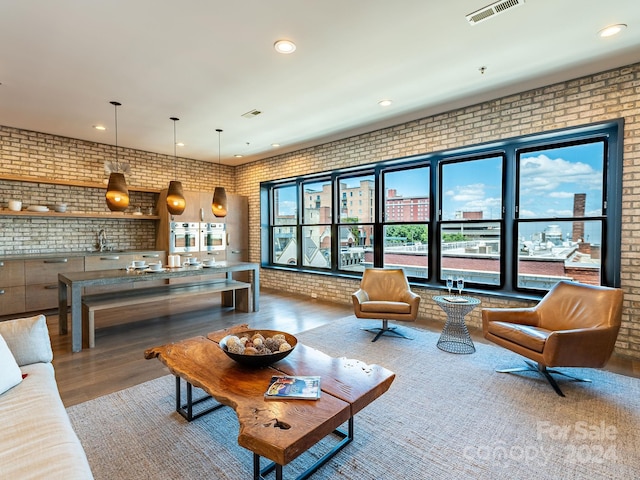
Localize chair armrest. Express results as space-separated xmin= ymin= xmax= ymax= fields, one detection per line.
xmin=482 ymin=307 xmax=539 ymax=337
xmin=352 ymin=289 xmax=369 ymax=306
xmin=544 ymin=325 xmax=621 ymax=367
xmin=401 ymin=290 xmax=421 ymax=314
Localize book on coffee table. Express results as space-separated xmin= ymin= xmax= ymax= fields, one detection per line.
xmin=264 ymin=375 xmax=321 ymax=400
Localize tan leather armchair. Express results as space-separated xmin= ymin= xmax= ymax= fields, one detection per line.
xmin=482 ymin=280 xmax=623 ymax=396
xmin=352 ymin=268 xmax=421 ymax=342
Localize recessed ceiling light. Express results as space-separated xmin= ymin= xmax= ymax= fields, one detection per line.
xmin=274 ymin=39 xmax=296 ymax=54
xmin=271 ymin=143 xmax=281 ymax=148
xmin=93 ymin=125 xmax=106 ymax=131
xmin=176 ymin=142 xmax=185 ymax=147
xmin=234 ymin=154 xmax=244 ymax=158
xmin=598 ymin=24 xmax=627 ymax=38
xmin=378 ymin=99 xmax=392 ymax=107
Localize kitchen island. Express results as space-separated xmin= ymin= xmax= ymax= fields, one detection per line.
xmin=58 ymin=261 xmax=259 ymax=352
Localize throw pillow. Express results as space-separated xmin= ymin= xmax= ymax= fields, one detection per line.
xmin=0 ymin=315 xmax=53 ymax=366
xmin=0 ymin=334 xmax=22 ymax=395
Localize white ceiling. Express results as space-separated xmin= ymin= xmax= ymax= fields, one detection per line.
xmin=1 ymin=1 xmax=639 ymax=167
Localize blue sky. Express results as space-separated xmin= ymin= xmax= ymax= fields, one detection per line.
xmin=277 ymin=141 xmax=604 ymax=224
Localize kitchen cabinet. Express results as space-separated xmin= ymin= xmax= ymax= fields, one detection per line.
xmin=157 ymin=189 xmax=248 ymax=285
xmin=225 ymin=194 xmax=249 ymax=281
xmin=156 ymin=189 xmax=248 ymax=282
xmin=156 ymin=189 xmax=226 ymax=223
xmin=157 ymin=189 xmax=197 ymax=222
xmin=180 ymin=191 xmax=220 ymax=223
xmin=175 ymin=191 xmax=205 ymax=222
xmin=0 ymin=251 xmax=167 ymax=317
xmin=198 ymin=191 xmax=218 ymax=223
xmin=0 ymin=260 xmax=26 ymax=315
xmin=25 ymin=257 xmax=84 ymax=311
xmin=84 ymin=253 xmax=134 ymax=294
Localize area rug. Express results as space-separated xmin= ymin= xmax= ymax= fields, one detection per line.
xmin=67 ymin=318 xmax=640 ymax=479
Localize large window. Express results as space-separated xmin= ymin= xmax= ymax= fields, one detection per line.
xmin=261 ymin=120 xmax=622 ymax=296
xmin=271 ymin=184 xmax=298 ymax=266
xmin=382 ymin=166 xmax=430 ymax=278
xmin=302 ymin=179 xmax=332 ymax=269
xmin=338 ymin=174 xmax=375 ymax=272
xmin=440 ymin=155 xmax=504 ymax=287
xmin=516 ymin=141 xmax=606 ymax=290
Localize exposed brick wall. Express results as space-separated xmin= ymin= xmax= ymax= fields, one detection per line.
xmin=0 ymin=128 xmax=235 ymax=192
xmin=235 ymin=62 xmax=640 ymax=358
xmin=0 ymin=129 xmax=235 ymax=255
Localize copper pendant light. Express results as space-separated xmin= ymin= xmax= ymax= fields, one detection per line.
xmin=105 ymin=101 xmax=130 ymax=212
xmin=166 ymin=117 xmax=186 ymax=215
xmin=212 ymin=128 xmax=228 ymax=218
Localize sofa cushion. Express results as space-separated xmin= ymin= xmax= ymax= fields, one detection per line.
xmin=0 ymin=334 xmax=22 ymax=395
xmin=0 ymin=362 xmax=94 ymax=479
xmin=0 ymin=314 xmax=53 ymax=366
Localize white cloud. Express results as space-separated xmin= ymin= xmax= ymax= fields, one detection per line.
xmin=544 ymin=208 xmax=573 ymax=217
xmin=548 ymin=191 xmax=575 ymax=199
xmin=451 ymin=183 xmax=486 ymax=202
xmin=520 ymin=154 xmax=602 ymax=194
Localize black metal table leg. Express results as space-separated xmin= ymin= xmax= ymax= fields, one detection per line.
xmin=253 ymin=417 xmax=354 ymax=480
xmin=175 ymin=376 xmax=225 ymax=421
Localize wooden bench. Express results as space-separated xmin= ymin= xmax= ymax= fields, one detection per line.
xmin=81 ymin=280 xmax=252 ymax=348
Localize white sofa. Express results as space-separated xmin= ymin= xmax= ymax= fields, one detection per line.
xmin=0 ymin=314 xmax=94 ymax=479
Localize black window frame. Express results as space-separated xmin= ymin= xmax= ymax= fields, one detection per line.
xmin=260 ymin=119 xmax=623 ymax=298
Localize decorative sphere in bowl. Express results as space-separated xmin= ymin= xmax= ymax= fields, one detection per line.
xmin=219 ymin=330 xmax=297 ymax=367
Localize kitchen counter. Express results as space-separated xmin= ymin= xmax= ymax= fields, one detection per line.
xmin=0 ymin=250 xmax=164 ymax=261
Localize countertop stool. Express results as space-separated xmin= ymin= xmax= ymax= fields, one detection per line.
xmin=433 ymin=295 xmax=481 ymax=354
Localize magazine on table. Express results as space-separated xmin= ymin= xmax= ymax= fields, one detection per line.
xmin=264 ymin=375 xmax=321 ymax=400
xmin=442 ymin=296 xmax=469 ymax=303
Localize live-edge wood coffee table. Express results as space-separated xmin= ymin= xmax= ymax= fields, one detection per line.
xmin=144 ymin=324 xmax=395 ymax=480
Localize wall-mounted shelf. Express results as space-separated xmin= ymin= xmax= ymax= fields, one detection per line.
xmin=0 ymin=210 xmax=159 ymax=220
xmin=0 ymin=173 xmax=161 ymax=193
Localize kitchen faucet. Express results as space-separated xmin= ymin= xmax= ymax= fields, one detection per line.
xmin=97 ymin=228 xmax=108 ymax=252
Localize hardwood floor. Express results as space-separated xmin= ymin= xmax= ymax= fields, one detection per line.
xmin=46 ymin=288 xmax=640 ymax=407
xmin=49 ymin=289 xmax=349 ymax=406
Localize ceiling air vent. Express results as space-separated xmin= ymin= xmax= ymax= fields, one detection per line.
xmin=466 ymin=0 xmax=525 ymax=25
xmin=241 ymin=109 xmax=262 ymax=119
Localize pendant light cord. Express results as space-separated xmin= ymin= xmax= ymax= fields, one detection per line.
xmin=171 ymin=117 xmax=179 ymax=181
xmin=110 ymin=101 xmax=121 ymax=172
xmin=216 ymin=128 xmax=223 ymax=180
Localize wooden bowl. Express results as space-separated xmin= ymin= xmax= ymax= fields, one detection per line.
xmin=219 ymin=330 xmax=297 ymax=367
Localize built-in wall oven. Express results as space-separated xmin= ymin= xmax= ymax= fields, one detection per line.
xmin=200 ymin=223 xmax=226 ymax=252
xmin=169 ymin=222 xmax=200 ymax=253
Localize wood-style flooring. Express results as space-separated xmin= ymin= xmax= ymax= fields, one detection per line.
xmin=46 ymin=288 xmax=640 ymax=407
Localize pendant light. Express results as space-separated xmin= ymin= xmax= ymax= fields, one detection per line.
xmin=212 ymin=128 xmax=228 ymax=218
xmin=105 ymin=101 xmax=130 ymax=211
xmin=166 ymin=117 xmax=186 ymax=215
